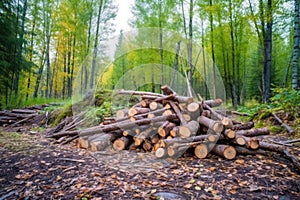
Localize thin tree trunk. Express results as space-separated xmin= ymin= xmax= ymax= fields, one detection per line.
xmin=292 ymin=0 xmax=299 ymax=90
xmin=209 ymin=0 xmax=216 ymax=99
xmin=187 ymin=0 xmax=193 ymax=97
xmin=229 ymin=0 xmax=237 ymax=107
xmin=282 ymin=52 xmax=293 ymax=88
xmin=90 ymin=0 xmax=103 ymax=89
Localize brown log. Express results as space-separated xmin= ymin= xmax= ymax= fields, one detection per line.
xmin=122 ymin=129 xmax=135 ymax=137
xmin=161 ymin=85 xmax=176 ymax=95
xmin=233 ymin=135 xmax=247 ymax=146
xmin=223 ymin=129 xmax=236 ymax=139
xmin=204 ymin=98 xmax=223 ymax=107
xmin=179 ymin=120 xmax=199 ymax=138
xmin=79 ymin=114 xmax=178 ymax=137
xmin=137 ymin=127 xmax=155 ymax=140
xmin=243 ymin=136 xmax=259 ymax=150
xmin=113 ymin=136 xmax=130 ymax=150
xmin=78 ymin=137 xmax=89 ymax=149
xmin=153 ymin=94 xmax=175 ymax=102
xmin=142 ymin=139 xmax=152 ymax=151
xmin=169 ymin=101 xmax=187 ymax=125
xmin=117 ymin=89 xmax=163 ymax=97
xmin=167 ymin=145 xmax=187 ymax=157
xmin=259 ymin=141 xmax=286 ymax=153
xmin=182 ymin=113 xmax=191 ymax=122
xmin=155 ymin=147 xmax=167 ymax=158
xmin=161 ymin=134 xmax=214 ymax=147
xmin=170 ymin=126 xmax=179 ymax=137
xmin=162 ymin=109 xmax=174 ymax=116
xmin=187 ymin=102 xmax=201 ymax=120
xmin=202 ymin=110 xmax=211 ymax=118
xmin=235 ymin=146 xmax=271 ymax=156
xmin=194 ymin=143 xmax=209 ymax=159
xmin=175 ymin=96 xmax=194 ymax=104
xmin=141 ymin=99 xmax=150 ymax=107
xmin=116 ymin=109 xmax=128 ymax=118
xmin=149 ymin=102 xmax=163 ymax=110
xmin=272 ymin=113 xmax=294 ymax=135
xmin=203 ymin=104 xmax=233 ymax=128
xmin=231 ymin=111 xmax=251 ymax=116
xmin=153 ymin=143 xmax=161 ymax=152
xmin=236 ymin=127 xmax=270 ymax=137
xmin=158 ymin=122 xmax=176 ymax=138
xmin=197 ymin=115 xmax=224 ymax=134
xmin=151 ymin=135 xmax=160 ymax=144
xmin=90 ymin=133 xmax=121 ymax=152
xmin=232 ymin=122 xmax=255 ymax=130
xmin=128 ymin=107 xmax=150 ymax=117
xmin=212 ymin=144 xmax=236 ymax=160
xmin=11 ymin=109 xmax=37 ymax=114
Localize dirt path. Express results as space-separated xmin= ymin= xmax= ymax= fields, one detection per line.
xmin=0 ymin=131 xmax=299 ymax=200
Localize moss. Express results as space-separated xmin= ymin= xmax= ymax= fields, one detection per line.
xmin=269 ymin=126 xmax=283 ymax=133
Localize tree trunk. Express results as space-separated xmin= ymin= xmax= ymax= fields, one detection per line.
xmin=292 ymin=0 xmax=299 ymax=90
xmin=263 ymin=0 xmax=272 ymax=102
xmin=90 ymin=0 xmax=103 ymax=89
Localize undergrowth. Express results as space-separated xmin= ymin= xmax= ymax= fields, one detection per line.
xmin=237 ymin=88 xmax=300 ymax=135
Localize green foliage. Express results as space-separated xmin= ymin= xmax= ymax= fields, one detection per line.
xmin=270 ymin=88 xmax=300 ymax=118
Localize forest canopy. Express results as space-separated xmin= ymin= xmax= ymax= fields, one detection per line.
xmin=0 ymin=0 xmax=299 ymax=109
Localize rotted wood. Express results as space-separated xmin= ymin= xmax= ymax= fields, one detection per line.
xmin=272 ymin=113 xmax=294 ymax=135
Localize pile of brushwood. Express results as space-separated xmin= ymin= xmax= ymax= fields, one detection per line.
xmin=0 ymin=105 xmax=49 ymax=130
xmin=46 ymin=85 xmax=300 ymax=169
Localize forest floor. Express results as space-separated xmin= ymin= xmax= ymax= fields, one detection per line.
xmin=0 ymin=129 xmax=300 ymax=200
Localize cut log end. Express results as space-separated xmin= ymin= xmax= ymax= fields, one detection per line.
xmin=194 ymin=143 xmax=208 ymax=159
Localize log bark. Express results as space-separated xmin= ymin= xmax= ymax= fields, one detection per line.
xmin=203 ymin=104 xmax=233 ymax=128
xmin=79 ymin=114 xmax=177 ymax=137
xmin=232 ymin=122 xmax=254 ymax=130
xmin=116 ymin=109 xmax=128 ymax=118
xmin=90 ymin=133 xmax=121 ymax=152
xmin=235 ymin=127 xmax=270 ymax=137
xmin=235 ymin=146 xmax=271 ymax=156
xmin=212 ymin=144 xmax=236 ymax=160
xmin=158 ymin=122 xmax=176 ymax=138
xmin=272 ymin=113 xmax=294 ymax=135
xmin=204 ymin=98 xmax=223 ymax=107
xmin=169 ymin=101 xmax=187 ymax=125
xmin=197 ymin=115 xmax=224 ymax=134
xmin=161 ymin=85 xmax=176 ymax=95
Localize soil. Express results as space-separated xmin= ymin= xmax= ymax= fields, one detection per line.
xmin=0 ymin=130 xmax=299 ymax=200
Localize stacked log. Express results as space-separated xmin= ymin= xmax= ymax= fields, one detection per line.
xmin=0 ymin=105 xmax=48 ymax=128
xmin=46 ymin=86 xmax=300 ymax=168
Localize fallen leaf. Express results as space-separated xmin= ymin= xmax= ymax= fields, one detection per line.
xmin=235 ymin=159 xmax=245 ymax=165
xmin=195 ymin=186 xmax=201 ymax=191
xmin=209 ymin=167 xmax=216 ymax=171
xmin=184 ymin=183 xmax=193 ymax=189
xmin=56 ymin=175 xmax=62 ymax=181
xmin=189 ymin=179 xmax=195 ymax=184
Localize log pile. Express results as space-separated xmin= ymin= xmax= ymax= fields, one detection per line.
xmin=47 ymin=86 xmax=300 ymax=168
xmin=0 ymin=105 xmax=48 ymax=128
